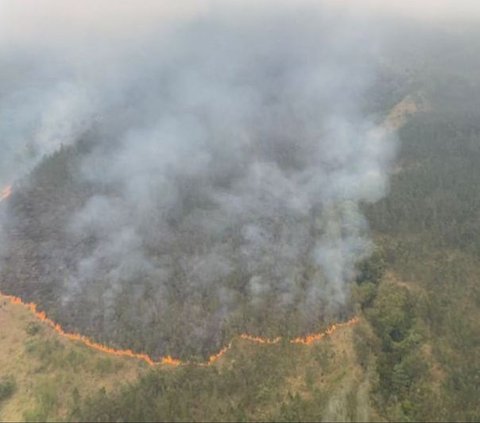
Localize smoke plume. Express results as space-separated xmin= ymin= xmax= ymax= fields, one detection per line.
xmin=0 ymin=1 xmax=396 ymax=357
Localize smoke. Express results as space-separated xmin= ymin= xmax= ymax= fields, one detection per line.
xmin=0 ymin=1 xmax=397 ymax=354
xmin=331 ymin=0 xmax=480 ymax=23
xmin=0 ymin=69 xmax=93 ymax=184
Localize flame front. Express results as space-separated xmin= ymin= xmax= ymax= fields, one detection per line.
xmin=1 ymin=290 xmax=359 ymax=367
xmin=0 ymin=185 xmax=12 ymax=202
xmin=4 ymin=293 xmax=158 ymax=366
xmin=161 ymin=355 xmax=182 ymax=366
xmin=206 ymin=343 xmax=232 ymax=366
xmin=290 ymin=317 xmax=360 ymax=345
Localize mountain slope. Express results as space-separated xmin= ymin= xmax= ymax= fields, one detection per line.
xmin=0 ymin=290 xmax=378 ymax=422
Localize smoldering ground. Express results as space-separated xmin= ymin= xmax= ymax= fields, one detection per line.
xmin=0 ymin=1 xmax=396 ymax=357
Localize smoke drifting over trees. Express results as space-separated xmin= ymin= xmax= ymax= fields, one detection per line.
xmin=0 ymin=1 xmax=397 ymax=357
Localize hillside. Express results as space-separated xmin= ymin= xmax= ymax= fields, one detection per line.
xmin=0 ymin=292 xmax=146 ymax=421
xmin=1 ymin=15 xmax=480 ymax=423
xmin=0 ymin=92 xmax=416 ymax=421
xmin=0 ymin=290 xmax=379 ymax=422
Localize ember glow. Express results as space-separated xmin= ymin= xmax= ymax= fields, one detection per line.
xmin=239 ymin=334 xmax=282 ymax=344
xmin=1 ymin=290 xmax=359 ymax=367
xmin=0 ymin=185 xmax=12 ymax=202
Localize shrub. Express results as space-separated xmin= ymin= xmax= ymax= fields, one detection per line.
xmin=0 ymin=376 xmax=16 ymax=402
xmin=26 ymin=322 xmax=41 ymax=336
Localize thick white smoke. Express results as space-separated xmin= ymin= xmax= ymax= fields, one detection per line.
xmin=0 ymin=0 xmax=398 ymax=355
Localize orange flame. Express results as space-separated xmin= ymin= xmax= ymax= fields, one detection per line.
xmin=3 ymin=293 xmax=158 ymax=366
xmin=290 ymin=317 xmax=360 ymax=345
xmin=1 ymin=291 xmax=359 ymax=367
xmin=206 ymin=343 xmax=232 ymax=366
xmin=160 ymin=355 xmax=182 ymax=366
xmin=0 ymin=185 xmax=12 ymax=202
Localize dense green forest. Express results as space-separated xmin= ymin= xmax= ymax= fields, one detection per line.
xmin=360 ymin=37 xmax=480 ymax=419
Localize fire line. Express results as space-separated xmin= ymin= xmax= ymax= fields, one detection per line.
xmin=1 ymin=291 xmax=359 ymax=367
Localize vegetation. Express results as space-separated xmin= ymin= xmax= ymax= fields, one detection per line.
xmin=0 ymin=296 xmax=143 ymax=421
xmin=71 ymin=331 xmax=368 ymax=422
xmin=1 ymin=22 xmax=480 ymax=422
xmin=0 ymin=376 xmax=16 ymax=403
xmin=357 ymin=49 xmax=480 ymax=419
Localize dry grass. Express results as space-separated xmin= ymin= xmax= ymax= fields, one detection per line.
xmin=384 ymin=95 xmax=419 ymax=131
xmin=0 ymin=292 xmax=376 ymax=421
xmin=0 ymin=293 xmax=146 ymax=421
